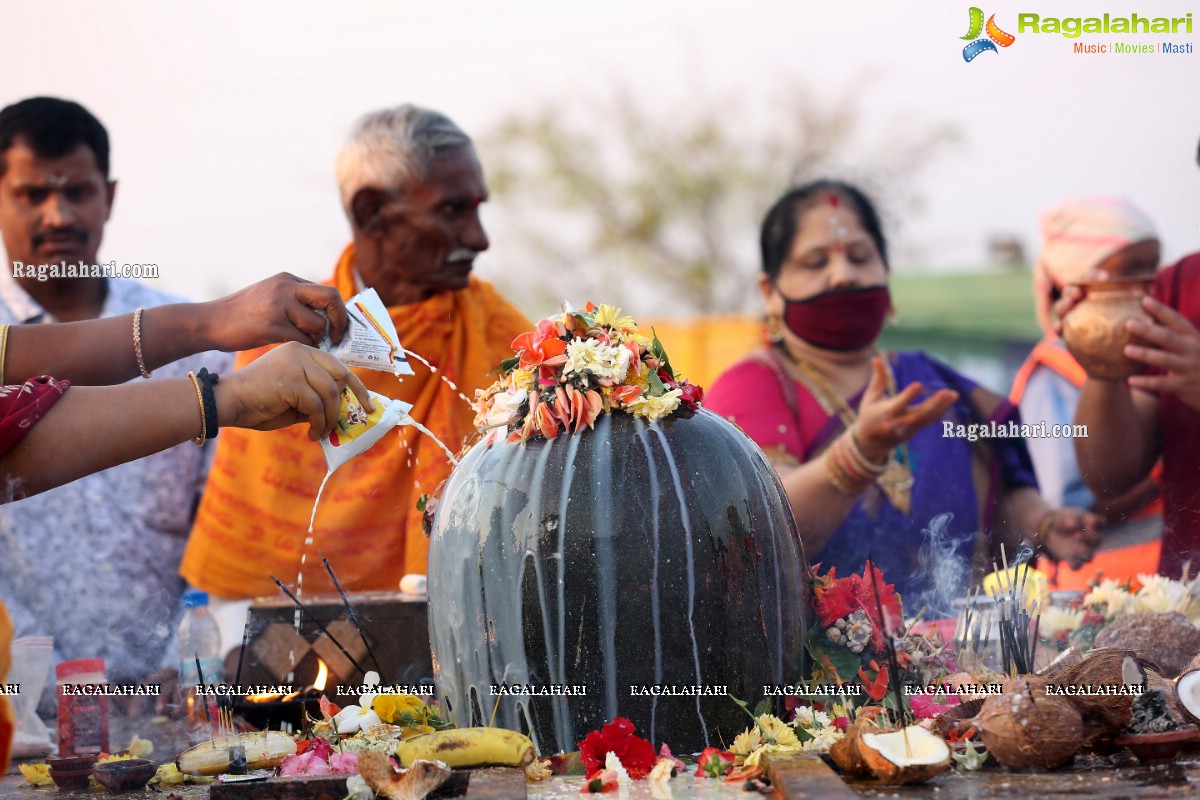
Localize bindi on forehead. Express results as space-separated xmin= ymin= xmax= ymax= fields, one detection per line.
xmin=826 ymin=195 xmax=850 ymax=252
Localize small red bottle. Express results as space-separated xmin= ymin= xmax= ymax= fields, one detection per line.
xmin=56 ymin=658 xmax=109 ymax=755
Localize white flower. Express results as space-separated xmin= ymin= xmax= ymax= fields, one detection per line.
xmin=792 ymin=710 xmax=830 ymax=729
xmin=477 ymin=388 xmax=527 ymax=430
xmin=801 ymin=726 xmax=844 ymax=753
xmin=1083 ymin=578 xmax=1134 ymax=618
xmin=1037 ymin=606 xmax=1083 ymax=641
xmin=565 ymin=338 xmax=631 ymax=383
xmin=648 ymin=758 xmax=676 ymax=784
xmin=1135 ymin=574 xmax=1190 ymax=614
xmin=345 ymin=774 xmax=375 ymax=800
xmin=627 ymin=388 xmax=682 ymax=422
xmin=605 ymin=752 xmax=631 ymax=785
xmin=333 ymin=670 xmax=383 ymax=734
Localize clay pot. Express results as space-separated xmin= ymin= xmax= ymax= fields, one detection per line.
xmin=428 ymin=409 xmax=808 ymax=753
xmin=1061 ymin=278 xmax=1154 ymax=380
xmin=93 ymin=758 xmax=158 ymax=792
xmin=47 ymin=754 xmax=97 ymax=790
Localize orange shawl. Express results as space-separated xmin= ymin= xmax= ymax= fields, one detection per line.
xmin=181 ymin=245 xmax=532 ymax=598
xmin=1 ymin=601 xmax=13 ymax=772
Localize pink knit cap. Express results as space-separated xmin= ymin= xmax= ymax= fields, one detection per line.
xmin=1034 ymin=197 xmax=1158 ymax=335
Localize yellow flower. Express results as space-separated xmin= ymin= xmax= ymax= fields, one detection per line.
xmin=127 ymin=734 xmax=155 ymax=759
xmin=19 ymin=763 xmax=53 ymax=787
xmin=627 ymin=388 xmax=682 ymax=421
xmin=756 ymin=714 xmax=800 ymax=748
xmin=372 ymin=693 xmax=427 ymax=724
xmin=593 ymin=304 xmax=636 ymax=331
xmin=512 ymin=367 xmax=536 ymax=392
xmin=97 ymin=752 xmax=135 ymax=764
xmin=732 ymin=727 xmax=764 ymax=757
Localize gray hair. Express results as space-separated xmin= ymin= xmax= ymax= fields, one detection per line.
xmin=335 ymin=104 xmax=473 ymax=220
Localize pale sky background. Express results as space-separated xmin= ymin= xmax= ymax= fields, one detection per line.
xmin=3 ymin=0 xmax=1199 ymax=313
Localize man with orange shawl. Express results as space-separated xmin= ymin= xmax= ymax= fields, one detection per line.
xmin=181 ymin=106 xmax=531 ymax=649
xmin=1010 ymin=197 xmax=1163 ymax=588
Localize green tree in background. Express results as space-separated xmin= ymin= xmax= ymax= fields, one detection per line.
xmin=480 ymin=84 xmax=957 ymax=318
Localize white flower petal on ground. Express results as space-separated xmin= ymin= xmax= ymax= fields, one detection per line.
xmin=605 ymin=752 xmax=631 ymax=785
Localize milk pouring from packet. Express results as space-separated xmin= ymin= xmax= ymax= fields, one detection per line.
xmin=309 ymin=387 xmax=414 ymax=533
xmin=322 ymin=387 xmax=413 ymax=474
xmin=321 ymin=288 xmax=414 ymax=377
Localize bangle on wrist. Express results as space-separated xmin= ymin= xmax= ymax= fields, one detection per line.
xmin=845 ymin=430 xmax=888 ymax=477
xmin=1034 ymin=510 xmax=1057 ymax=546
xmin=133 ymin=308 xmax=152 ymax=379
xmin=187 ymin=368 xmax=221 ymax=445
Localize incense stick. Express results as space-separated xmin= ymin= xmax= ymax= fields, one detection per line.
xmin=235 ymin=618 xmax=254 ymax=686
xmin=321 ymin=552 xmax=384 ymax=678
xmin=195 ymin=654 xmax=215 ymax=747
xmin=269 ymin=575 xmax=369 ymax=677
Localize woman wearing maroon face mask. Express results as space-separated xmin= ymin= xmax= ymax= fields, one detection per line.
xmin=706 ymin=180 xmax=1102 ymax=606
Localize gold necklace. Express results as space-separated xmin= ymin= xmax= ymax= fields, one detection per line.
xmin=780 ymin=347 xmax=914 ymax=514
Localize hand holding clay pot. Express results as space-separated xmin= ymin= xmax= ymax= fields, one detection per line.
xmin=1125 ymin=296 xmax=1200 ymax=412
xmin=1061 ymin=277 xmax=1155 ymax=380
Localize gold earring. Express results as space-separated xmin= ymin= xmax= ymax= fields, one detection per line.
xmin=765 ymin=315 xmax=785 ymax=344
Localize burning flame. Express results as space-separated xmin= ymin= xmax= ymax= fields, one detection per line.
xmin=314 ymin=658 xmax=329 ymax=692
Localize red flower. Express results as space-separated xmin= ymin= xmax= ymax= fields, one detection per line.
xmin=814 ymin=564 xmax=903 ymax=653
xmin=694 ymin=747 xmax=735 ymax=778
xmin=678 ymin=382 xmax=704 ymax=407
xmin=578 ymin=717 xmax=657 ymax=780
xmin=858 ymin=662 xmax=889 ymax=702
xmin=580 ymin=769 xmax=618 ymax=793
xmin=512 ymin=319 xmax=569 ymax=374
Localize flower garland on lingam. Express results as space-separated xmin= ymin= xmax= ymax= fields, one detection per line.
xmin=473 ymin=303 xmax=704 ymax=445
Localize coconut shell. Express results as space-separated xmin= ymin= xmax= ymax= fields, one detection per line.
xmin=1093 ymin=612 xmax=1200 ymax=678
xmin=932 ymin=698 xmax=985 ymax=739
xmin=1145 ymin=670 xmax=1188 ymax=723
xmin=976 ymin=678 xmax=1083 ymax=769
xmin=828 ymin=719 xmax=873 ymax=778
xmin=1043 ymin=648 xmax=1152 ymax=749
xmin=858 ymin=727 xmax=951 ymax=785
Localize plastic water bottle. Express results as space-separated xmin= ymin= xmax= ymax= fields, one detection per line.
xmin=178 ymin=589 xmax=222 ymax=727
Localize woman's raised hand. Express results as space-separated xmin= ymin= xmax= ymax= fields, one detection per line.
xmin=854 ymin=356 xmax=958 ymax=463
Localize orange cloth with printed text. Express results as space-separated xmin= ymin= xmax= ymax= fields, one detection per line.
xmin=1 ymin=601 xmax=13 ymax=773
xmin=181 ymin=245 xmax=532 ymax=598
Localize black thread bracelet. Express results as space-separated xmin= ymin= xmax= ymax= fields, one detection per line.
xmin=197 ymin=368 xmax=220 ymax=440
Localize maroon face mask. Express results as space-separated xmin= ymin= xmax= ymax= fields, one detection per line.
xmin=779 ymin=285 xmax=891 ymax=352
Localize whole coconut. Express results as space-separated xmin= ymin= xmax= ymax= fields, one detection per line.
xmin=1093 ymin=612 xmax=1200 ymax=678
xmin=976 ymin=677 xmax=1083 ymax=770
xmin=1043 ymin=648 xmax=1154 ymax=748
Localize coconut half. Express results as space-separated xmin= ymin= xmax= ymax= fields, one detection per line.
xmin=858 ymin=726 xmax=951 ymax=785
xmin=828 ymin=719 xmax=873 ymax=778
xmin=1175 ymin=654 xmax=1200 ymax=724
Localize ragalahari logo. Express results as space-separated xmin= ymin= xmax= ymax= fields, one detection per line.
xmin=962 ymin=7 xmax=1016 ymax=61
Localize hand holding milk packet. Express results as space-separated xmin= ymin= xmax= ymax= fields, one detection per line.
xmin=309 ymin=387 xmax=414 ymax=533
xmin=321 ymin=288 xmax=415 ymax=377
xmin=322 ymin=387 xmax=413 ymax=473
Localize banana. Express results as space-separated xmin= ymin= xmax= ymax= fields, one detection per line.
xmin=176 ymin=731 xmax=296 ymax=775
xmin=394 ymin=727 xmax=536 ymax=769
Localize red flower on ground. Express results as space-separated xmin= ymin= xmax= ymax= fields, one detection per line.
xmin=694 ymin=747 xmax=735 ymax=779
xmin=577 ymin=717 xmax=658 ymax=779
xmin=580 ymin=769 xmax=618 ymax=793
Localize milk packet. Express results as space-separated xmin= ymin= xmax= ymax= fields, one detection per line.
xmin=321 ymin=288 xmax=414 ymax=377
xmin=309 ymin=387 xmax=413 ymax=532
